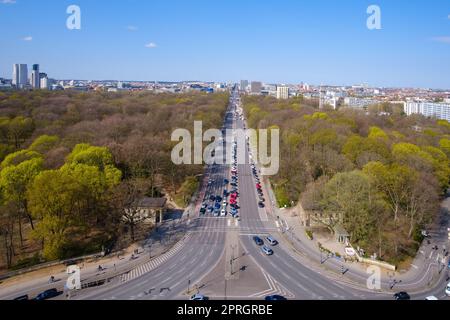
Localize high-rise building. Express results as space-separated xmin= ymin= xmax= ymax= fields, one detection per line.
xmin=12 ymin=64 xmax=28 ymax=88
xmin=31 ymin=64 xmax=40 ymax=89
xmin=405 ymin=101 xmax=450 ymax=122
xmin=39 ymin=73 xmax=49 ymax=90
xmin=276 ymin=86 xmax=289 ymax=99
xmin=250 ymin=81 xmax=262 ymax=94
xmin=240 ymin=80 xmax=248 ymax=92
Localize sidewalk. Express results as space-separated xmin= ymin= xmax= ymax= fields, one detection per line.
xmin=0 ymin=215 xmax=191 ymax=300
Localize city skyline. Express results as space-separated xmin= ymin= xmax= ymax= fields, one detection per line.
xmin=0 ymin=0 xmax=450 ymax=89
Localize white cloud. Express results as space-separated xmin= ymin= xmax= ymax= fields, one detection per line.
xmin=127 ymin=26 xmax=138 ymax=31
xmin=145 ymin=42 xmax=157 ymax=48
xmin=432 ymin=36 xmax=450 ymax=44
xmin=22 ymin=36 xmax=33 ymax=41
xmin=1 ymin=0 xmax=16 ymax=4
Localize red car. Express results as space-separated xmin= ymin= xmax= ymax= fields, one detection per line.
xmin=230 ymin=199 xmax=237 ymax=205
xmin=256 ymin=184 xmax=262 ymax=189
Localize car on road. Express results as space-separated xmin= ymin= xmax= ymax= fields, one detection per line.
xmin=425 ymin=296 xmax=439 ymax=300
xmin=190 ymin=294 xmax=208 ymax=301
xmin=13 ymin=295 xmax=29 ymax=301
xmin=265 ymin=295 xmax=287 ymax=301
xmin=208 ymin=206 xmax=214 ymax=213
xmin=393 ymin=292 xmax=411 ymax=300
xmin=266 ymin=236 xmax=278 ymax=246
xmin=34 ymin=288 xmax=60 ymax=301
xmin=261 ymin=246 xmax=274 ymax=256
xmin=224 ymin=179 xmax=229 ymax=184
xmin=221 ymin=209 xmax=227 ymax=217
xmin=446 ymin=282 xmax=450 ymax=296
xmin=258 ymin=202 xmax=265 ymax=208
xmin=200 ymin=207 xmax=206 ymax=215
xmin=253 ymin=236 xmax=264 ymax=246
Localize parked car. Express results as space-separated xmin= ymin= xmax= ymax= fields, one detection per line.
xmin=34 ymin=288 xmax=59 ymax=301
xmin=425 ymin=296 xmax=439 ymax=300
xmin=258 ymin=202 xmax=265 ymax=208
xmin=266 ymin=236 xmax=278 ymax=246
xmin=253 ymin=236 xmax=264 ymax=246
xmin=200 ymin=207 xmax=206 ymax=215
xmin=13 ymin=295 xmax=29 ymax=301
xmin=393 ymin=292 xmax=411 ymax=300
xmin=190 ymin=294 xmax=208 ymax=301
xmin=261 ymin=246 xmax=274 ymax=256
xmin=446 ymin=282 xmax=450 ymax=296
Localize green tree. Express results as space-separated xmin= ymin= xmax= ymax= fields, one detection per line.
xmin=0 ymin=157 xmax=43 ymax=235
xmin=27 ymin=170 xmax=82 ymax=260
xmin=29 ymin=135 xmax=59 ymax=154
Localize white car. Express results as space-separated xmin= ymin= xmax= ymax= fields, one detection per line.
xmin=425 ymin=296 xmax=438 ymax=300
xmin=446 ymin=282 xmax=450 ymax=296
xmin=220 ymin=209 xmax=227 ymax=217
xmin=190 ymin=294 xmax=207 ymax=301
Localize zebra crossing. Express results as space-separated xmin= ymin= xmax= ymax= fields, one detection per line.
xmin=119 ymin=233 xmax=192 ymax=283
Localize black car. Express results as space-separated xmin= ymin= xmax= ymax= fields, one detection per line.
xmin=215 ymin=196 xmax=222 ymax=202
xmin=258 ymin=202 xmax=265 ymax=208
xmin=265 ymin=295 xmax=287 ymax=301
xmin=253 ymin=236 xmax=264 ymax=246
xmin=13 ymin=295 xmax=29 ymax=301
xmin=224 ymin=179 xmax=229 ymax=184
xmin=34 ymin=288 xmax=59 ymax=301
xmin=200 ymin=207 xmax=206 ymax=214
xmin=209 ymin=195 xmax=216 ymax=201
xmin=394 ymin=292 xmax=411 ymax=300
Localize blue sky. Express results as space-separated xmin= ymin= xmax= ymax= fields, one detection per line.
xmin=1 ymin=0 xmax=449 ymax=88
